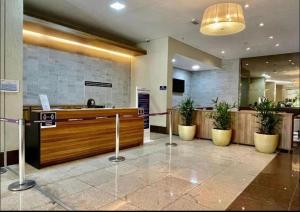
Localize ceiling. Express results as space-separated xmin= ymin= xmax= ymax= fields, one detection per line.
xmin=173 ymin=54 xmax=218 ymax=71
xmin=241 ymin=52 xmax=299 ymax=85
xmin=24 ymin=0 xmax=300 ymax=59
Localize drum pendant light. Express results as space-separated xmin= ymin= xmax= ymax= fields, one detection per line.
xmin=200 ymin=3 xmax=246 ymax=36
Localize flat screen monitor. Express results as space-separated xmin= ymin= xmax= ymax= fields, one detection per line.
xmin=173 ymin=78 xmax=185 ymax=93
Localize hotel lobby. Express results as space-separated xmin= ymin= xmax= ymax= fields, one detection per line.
xmin=0 ymin=0 xmax=299 ymax=211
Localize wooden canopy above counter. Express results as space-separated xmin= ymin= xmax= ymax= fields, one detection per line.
xmin=25 ymin=108 xmax=144 ymax=168
xmin=169 ymin=109 xmax=294 ymax=151
xmin=23 ymin=16 xmax=147 ymax=63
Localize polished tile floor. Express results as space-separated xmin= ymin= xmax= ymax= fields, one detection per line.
xmin=228 ymin=145 xmax=300 ymax=211
xmin=0 ymin=134 xmax=276 ymax=210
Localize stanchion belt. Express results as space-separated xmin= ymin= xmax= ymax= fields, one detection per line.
xmin=23 ymin=112 xmax=170 ymax=124
xmin=0 ymin=118 xmax=20 ymax=124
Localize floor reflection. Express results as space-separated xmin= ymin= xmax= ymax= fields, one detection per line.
xmin=1 ymin=134 xmax=278 ymax=210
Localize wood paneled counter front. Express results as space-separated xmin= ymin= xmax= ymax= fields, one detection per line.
xmin=25 ymin=108 xmax=144 ymax=168
xmin=169 ymin=109 xmax=293 ymax=151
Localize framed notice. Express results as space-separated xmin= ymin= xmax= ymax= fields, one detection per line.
xmin=0 ymin=79 xmax=19 ymax=93
xmin=39 ymin=94 xmax=51 ymax=111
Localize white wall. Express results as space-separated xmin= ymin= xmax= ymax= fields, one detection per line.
xmin=131 ymin=37 xmax=221 ymax=127
xmin=167 ymin=38 xmax=222 ymax=109
xmin=171 ymin=59 xmax=240 ymax=107
xmin=131 ymin=38 xmax=169 ymax=127
xmin=0 ymin=0 xmax=23 ymax=152
xmin=131 ymin=37 xmax=222 ymax=127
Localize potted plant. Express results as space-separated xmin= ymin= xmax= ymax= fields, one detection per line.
xmin=252 ymin=97 xmax=280 ymax=154
xmin=209 ymin=98 xmax=235 ymax=146
xmin=178 ymin=97 xmax=196 ymax=141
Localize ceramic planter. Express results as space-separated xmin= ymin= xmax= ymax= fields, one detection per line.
xmin=254 ymin=132 xmax=279 ymax=154
xmin=211 ymin=128 xmax=232 ymax=146
xmin=178 ymin=125 xmax=196 ymax=141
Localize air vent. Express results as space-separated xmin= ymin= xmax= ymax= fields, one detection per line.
xmin=85 ymin=81 xmax=112 ymax=88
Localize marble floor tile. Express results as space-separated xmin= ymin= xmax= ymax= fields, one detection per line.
xmin=150 ymin=132 xmax=169 ymax=140
xmin=0 ymin=189 xmax=52 ymax=211
xmin=60 ymin=187 xmax=116 ymax=210
xmin=31 ymin=202 xmax=66 ymax=211
xmin=41 ymin=178 xmax=92 ymax=198
xmin=97 ymin=172 xmax=147 ymax=198
xmin=126 ymin=176 xmax=196 ymax=210
xmin=163 ymin=195 xmax=211 ymax=211
xmin=76 ymin=169 xmax=114 ymax=187
xmin=99 ymin=199 xmax=141 ymax=211
xmin=134 ymin=168 xmax=169 ymax=185
xmin=1 ymin=134 xmax=278 ymax=211
xmin=104 ymin=162 xmax=138 ymax=176
xmin=186 ymin=183 xmax=239 ymax=210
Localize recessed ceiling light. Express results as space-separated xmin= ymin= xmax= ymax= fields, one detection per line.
xmin=275 ymin=43 xmax=280 ymax=47
xmin=292 ymin=62 xmax=295 ymax=65
xmin=246 ymin=47 xmax=251 ymax=51
xmin=266 ymin=61 xmax=269 ymax=64
xmin=259 ymin=22 xmax=264 ymax=27
xmin=221 ymin=50 xmax=225 ymax=54
xmin=192 ymin=65 xmax=200 ymax=70
xmin=246 ymin=63 xmax=249 ymax=66
xmin=110 ymin=2 xmax=126 ymax=10
xmin=172 ymin=58 xmax=176 ymax=63
xmin=269 ymin=36 xmax=274 ymax=39
xmin=244 ymin=4 xmax=249 ymax=8
xmin=288 ymin=59 xmax=292 ymax=62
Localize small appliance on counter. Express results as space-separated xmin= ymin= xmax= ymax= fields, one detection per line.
xmin=87 ymin=98 xmax=105 ymax=108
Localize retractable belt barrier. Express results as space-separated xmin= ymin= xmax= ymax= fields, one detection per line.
xmin=0 ymin=118 xmax=36 ymax=191
xmin=26 ymin=112 xmax=170 ymax=124
xmin=1 ymin=111 xmax=176 ymax=176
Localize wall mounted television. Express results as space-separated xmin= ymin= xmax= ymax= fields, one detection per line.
xmin=173 ymin=78 xmax=185 ymax=93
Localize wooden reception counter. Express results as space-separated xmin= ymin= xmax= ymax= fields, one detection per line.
xmin=169 ymin=109 xmax=294 ymax=151
xmin=25 ymin=108 xmax=144 ymax=168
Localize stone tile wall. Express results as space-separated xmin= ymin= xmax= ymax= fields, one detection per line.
xmin=172 ymin=59 xmax=240 ymax=107
xmin=23 ymin=44 xmax=131 ymax=107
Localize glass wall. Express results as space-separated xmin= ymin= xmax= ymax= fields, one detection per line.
xmin=240 ymin=53 xmax=300 ymax=107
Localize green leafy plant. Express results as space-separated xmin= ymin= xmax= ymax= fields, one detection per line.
xmin=252 ymin=97 xmax=280 ymax=135
xmin=178 ymin=97 xmax=195 ymax=126
xmin=209 ymin=98 xmax=235 ymax=130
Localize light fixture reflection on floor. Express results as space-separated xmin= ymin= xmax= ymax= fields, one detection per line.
xmin=200 ymin=3 xmax=246 ymax=36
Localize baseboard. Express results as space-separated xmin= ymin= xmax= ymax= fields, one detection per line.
xmin=150 ymin=125 xmax=167 ymax=134
xmin=0 ymin=150 xmax=18 ymax=166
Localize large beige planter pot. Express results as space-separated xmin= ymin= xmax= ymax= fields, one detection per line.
xmin=178 ymin=125 xmax=196 ymax=141
xmin=254 ymin=132 xmax=279 ymax=154
xmin=212 ymin=128 xmax=232 ymax=146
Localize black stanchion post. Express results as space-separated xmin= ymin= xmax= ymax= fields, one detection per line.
xmin=109 ymin=114 xmax=125 ymax=162
xmin=8 ymin=119 xmax=36 ymax=191
xmin=166 ymin=111 xmax=177 ymax=146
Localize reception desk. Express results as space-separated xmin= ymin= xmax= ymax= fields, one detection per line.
xmin=25 ymin=108 xmax=144 ymax=168
xmin=169 ymin=109 xmax=293 ymax=151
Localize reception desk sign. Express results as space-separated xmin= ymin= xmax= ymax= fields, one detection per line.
xmin=0 ymin=79 xmax=19 ymax=93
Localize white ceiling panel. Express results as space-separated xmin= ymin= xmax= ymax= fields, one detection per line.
xmin=25 ymin=0 xmax=300 ymax=59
